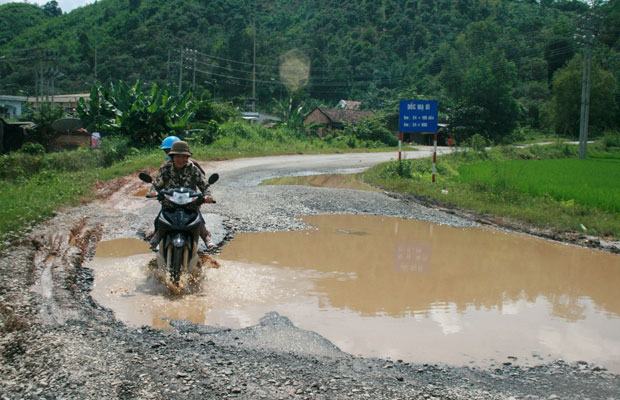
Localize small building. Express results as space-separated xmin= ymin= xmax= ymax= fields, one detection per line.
xmin=28 ymin=93 xmax=90 ymax=114
xmin=0 ymin=95 xmax=28 ymax=119
xmin=241 ymin=112 xmax=282 ymax=125
xmin=303 ymin=107 xmax=375 ymax=137
xmin=0 ymin=117 xmax=31 ymax=154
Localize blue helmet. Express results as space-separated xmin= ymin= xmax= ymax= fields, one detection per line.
xmin=161 ymin=136 xmax=180 ymax=150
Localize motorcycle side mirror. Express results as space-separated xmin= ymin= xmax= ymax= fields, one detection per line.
xmin=138 ymin=172 xmax=153 ymax=184
xmin=208 ymin=173 xmax=219 ymax=185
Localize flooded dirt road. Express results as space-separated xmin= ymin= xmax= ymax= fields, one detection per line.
xmin=3 ymin=151 xmax=620 ymax=399
xmin=90 ymin=214 xmax=620 ymax=373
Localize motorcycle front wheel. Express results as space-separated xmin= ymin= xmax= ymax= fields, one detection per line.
xmin=171 ymin=246 xmax=183 ymax=285
xmin=170 ymin=244 xmax=191 ymax=286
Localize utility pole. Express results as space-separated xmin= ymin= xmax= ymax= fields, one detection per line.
xmin=178 ymin=48 xmax=184 ymax=95
xmin=34 ymin=59 xmax=38 ymax=107
xmin=578 ymin=41 xmax=592 ymax=159
xmin=94 ymin=44 xmax=98 ymax=82
xmin=252 ymin=22 xmax=256 ymax=113
xmin=50 ymin=50 xmax=59 ymax=105
xmin=192 ymin=49 xmax=197 ymax=93
xmin=576 ymin=10 xmax=600 ymax=159
xmin=167 ymin=49 xmax=171 ymax=84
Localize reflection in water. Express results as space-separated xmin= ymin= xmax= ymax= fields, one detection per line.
xmin=90 ymin=217 xmax=620 ymax=371
xmin=94 ymin=238 xmax=150 ymax=258
xmin=221 ymin=215 xmax=620 ymax=321
xmin=218 ymin=214 xmax=620 ymax=370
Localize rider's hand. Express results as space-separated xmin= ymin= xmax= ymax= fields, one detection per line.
xmin=202 ymin=196 xmax=214 ymax=204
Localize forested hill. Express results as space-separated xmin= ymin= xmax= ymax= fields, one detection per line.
xmin=1 ymin=0 xmax=619 ymax=139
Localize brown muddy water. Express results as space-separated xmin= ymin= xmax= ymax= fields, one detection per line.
xmin=89 ymin=217 xmax=620 ymax=372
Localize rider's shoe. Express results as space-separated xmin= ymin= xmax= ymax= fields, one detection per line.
xmin=149 ymin=232 xmax=160 ymax=251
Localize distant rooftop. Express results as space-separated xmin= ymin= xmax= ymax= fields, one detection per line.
xmin=337 ymin=100 xmax=361 ymax=110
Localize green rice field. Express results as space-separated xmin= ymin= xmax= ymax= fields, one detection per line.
xmin=458 ymin=158 xmax=620 ymax=214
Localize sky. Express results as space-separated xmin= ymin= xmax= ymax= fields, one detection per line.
xmin=0 ymin=0 xmax=95 ymax=12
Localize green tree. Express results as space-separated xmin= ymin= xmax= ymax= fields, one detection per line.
xmin=23 ymin=102 xmax=66 ymax=149
xmin=0 ymin=3 xmax=47 ymax=46
xmin=42 ymin=1 xmax=62 ymax=17
xmin=548 ymin=54 xmax=617 ymax=136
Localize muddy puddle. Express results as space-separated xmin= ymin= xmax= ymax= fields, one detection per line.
xmin=89 ymin=217 xmax=620 ymax=372
xmin=261 ymin=173 xmax=380 ymax=192
xmin=132 ymin=188 xmax=149 ymax=197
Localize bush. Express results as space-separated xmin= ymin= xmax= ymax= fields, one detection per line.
xmin=98 ymin=135 xmax=134 ymax=166
xmin=602 ymin=131 xmax=620 ymax=148
xmin=20 ymin=142 xmax=46 ymax=156
xmin=470 ymin=134 xmax=488 ymax=152
xmin=194 ymin=100 xmax=239 ymax=123
xmin=0 ymin=135 xmax=134 ymax=181
xmin=186 ymin=121 xmax=221 ymax=145
xmin=341 ymin=116 xmax=397 ymax=147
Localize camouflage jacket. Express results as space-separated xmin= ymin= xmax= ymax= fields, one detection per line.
xmin=159 ymin=158 xmax=205 ymax=175
xmin=151 ymin=162 xmax=210 ymax=210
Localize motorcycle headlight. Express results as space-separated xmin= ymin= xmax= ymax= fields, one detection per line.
xmin=169 ymin=192 xmax=192 ymax=205
xmin=173 ymin=236 xmax=184 ymax=247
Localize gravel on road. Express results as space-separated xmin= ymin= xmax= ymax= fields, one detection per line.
xmin=1 ymin=154 xmax=619 ymax=399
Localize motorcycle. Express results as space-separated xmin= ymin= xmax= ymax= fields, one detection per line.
xmin=138 ymin=171 xmax=218 ymax=286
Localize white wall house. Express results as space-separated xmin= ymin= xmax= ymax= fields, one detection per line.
xmin=0 ymin=95 xmax=28 ymax=119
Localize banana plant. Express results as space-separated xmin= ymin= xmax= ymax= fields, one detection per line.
xmin=273 ymin=88 xmax=315 ymax=135
xmin=76 ymin=84 xmax=115 ymax=132
xmin=78 ymin=80 xmax=195 ymax=146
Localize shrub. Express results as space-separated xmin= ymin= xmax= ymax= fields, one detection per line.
xmin=194 ymin=100 xmax=239 ymax=123
xmin=470 ymin=134 xmax=488 ymax=152
xmin=186 ymin=121 xmax=221 ymax=145
xmin=602 ymin=131 xmax=620 ymax=148
xmin=341 ymin=116 xmax=397 ymax=147
xmin=0 ymin=135 xmax=133 ymax=181
xmin=20 ymin=142 xmax=46 ymax=156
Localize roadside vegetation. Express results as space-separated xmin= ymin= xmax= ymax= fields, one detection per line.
xmin=0 ymin=95 xmax=395 ymax=248
xmin=365 ymin=134 xmax=620 ymax=238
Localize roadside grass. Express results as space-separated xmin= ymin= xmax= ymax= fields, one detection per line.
xmin=458 ymin=158 xmax=620 ymax=214
xmin=0 ymin=169 xmax=98 ymax=242
xmin=364 ymin=142 xmax=620 ymax=238
xmin=0 ymin=137 xmax=396 ymax=248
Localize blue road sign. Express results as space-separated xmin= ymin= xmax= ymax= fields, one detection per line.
xmin=399 ymin=100 xmax=438 ymax=133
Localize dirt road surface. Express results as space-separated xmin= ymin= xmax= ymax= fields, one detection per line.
xmin=1 ymin=150 xmax=619 ymax=399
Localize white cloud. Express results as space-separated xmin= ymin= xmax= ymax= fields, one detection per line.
xmin=0 ymin=0 xmax=95 ymax=13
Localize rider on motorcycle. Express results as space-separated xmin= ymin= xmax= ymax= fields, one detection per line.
xmin=148 ymin=140 xmax=215 ymax=250
xmin=160 ymin=135 xmax=206 ymax=175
